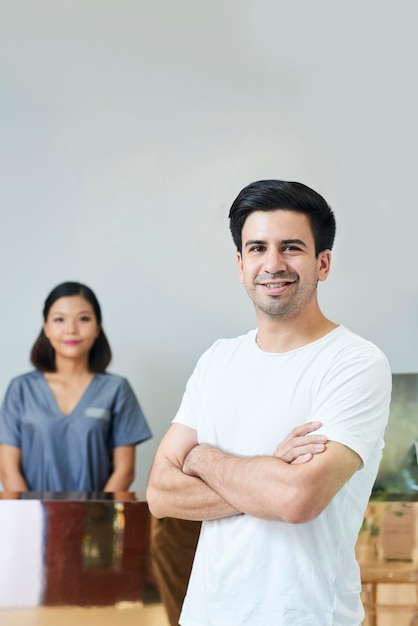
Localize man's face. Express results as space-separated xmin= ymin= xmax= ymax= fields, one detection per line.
xmin=236 ymin=209 xmax=331 ymax=320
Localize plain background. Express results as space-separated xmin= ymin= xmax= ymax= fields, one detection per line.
xmin=0 ymin=1 xmax=417 ymax=490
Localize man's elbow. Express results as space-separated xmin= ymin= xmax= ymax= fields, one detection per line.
xmin=278 ymin=490 xmax=327 ymax=525
xmin=146 ymin=483 xmax=164 ymax=519
xmin=285 ymin=504 xmax=323 ymax=524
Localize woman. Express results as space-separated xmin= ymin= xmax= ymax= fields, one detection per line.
xmin=0 ymin=281 xmax=152 ymax=492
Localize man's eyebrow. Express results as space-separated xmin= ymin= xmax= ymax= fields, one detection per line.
xmin=281 ymin=238 xmax=308 ymax=248
xmin=244 ymin=239 xmax=266 ymax=248
xmin=244 ymin=238 xmax=308 ymax=248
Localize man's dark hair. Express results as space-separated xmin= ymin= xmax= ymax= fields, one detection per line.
xmin=30 ymin=281 xmax=112 ymax=372
xmin=228 ymin=179 xmax=336 ymax=255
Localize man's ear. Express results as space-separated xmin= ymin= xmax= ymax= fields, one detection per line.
xmin=236 ymin=251 xmax=244 ymax=284
xmin=317 ymin=250 xmax=332 ymax=282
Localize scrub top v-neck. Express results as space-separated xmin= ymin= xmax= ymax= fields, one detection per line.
xmin=40 ymin=372 xmax=98 ymax=418
xmin=0 ymin=370 xmax=152 ymax=491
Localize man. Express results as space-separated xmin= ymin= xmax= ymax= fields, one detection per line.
xmin=147 ymin=179 xmax=391 ymax=625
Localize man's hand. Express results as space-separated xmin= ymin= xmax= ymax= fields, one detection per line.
xmin=182 ymin=443 xmax=212 ymax=477
xmin=273 ymin=421 xmax=327 ymax=464
xmin=183 ymin=421 xmax=327 ymax=478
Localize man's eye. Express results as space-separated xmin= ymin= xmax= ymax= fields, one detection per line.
xmin=250 ymin=246 xmax=264 ymax=253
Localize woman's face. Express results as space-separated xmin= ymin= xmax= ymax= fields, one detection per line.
xmin=43 ymin=295 xmax=100 ymax=363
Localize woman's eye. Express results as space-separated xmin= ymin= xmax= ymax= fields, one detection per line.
xmin=80 ymin=316 xmax=92 ymax=322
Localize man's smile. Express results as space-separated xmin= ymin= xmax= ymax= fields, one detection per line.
xmin=255 ymin=275 xmax=298 ymax=294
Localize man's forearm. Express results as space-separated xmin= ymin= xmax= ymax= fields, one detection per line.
xmin=146 ymin=457 xmax=241 ymax=521
xmin=146 ymin=421 xmax=331 ymax=523
xmin=182 ymin=443 xmax=298 ymax=521
xmin=182 ymin=440 xmax=360 ymax=524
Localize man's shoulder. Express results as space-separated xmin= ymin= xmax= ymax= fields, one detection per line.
xmin=321 ymin=327 xmax=391 ymax=388
xmin=204 ymin=330 xmax=256 ymax=356
xmin=330 ymin=326 xmax=388 ymax=361
xmin=192 ymin=330 xmax=256 ymax=374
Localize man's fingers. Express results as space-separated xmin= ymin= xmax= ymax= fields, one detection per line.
xmin=290 ymin=453 xmax=313 ymax=465
xmin=289 ymin=421 xmax=322 ymax=437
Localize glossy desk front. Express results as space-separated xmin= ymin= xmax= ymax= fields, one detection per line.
xmin=2 ymin=493 xmax=418 ymax=626
xmin=0 ymin=492 xmax=156 ymax=609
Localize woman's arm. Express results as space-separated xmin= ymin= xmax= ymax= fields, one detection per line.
xmin=0 ymin=444 xmax=29 ymax=491
xmin=103 ymin=444 xmax=136 ymax=492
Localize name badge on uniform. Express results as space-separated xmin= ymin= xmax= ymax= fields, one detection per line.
xmin=85 ymin=407 xmax=110 ymax=420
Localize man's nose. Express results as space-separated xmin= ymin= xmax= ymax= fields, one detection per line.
xmin=263 ymin=249 xmax=288 ymax=274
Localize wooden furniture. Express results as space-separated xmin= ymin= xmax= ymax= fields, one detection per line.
xmin=358 ymin=501 xmax=418 ymax=626
xmin=360 ymin=559 xmax=418 ymax=626
xmin=0 ymin=492 xmax=158 ymax=609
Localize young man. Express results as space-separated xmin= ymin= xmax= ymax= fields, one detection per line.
xmin=147 ymin=179 xmax=391 ymax=625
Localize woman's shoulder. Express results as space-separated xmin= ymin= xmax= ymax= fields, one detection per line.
xmin=90 ymin=373 xmax=140 ymax=407
xmin=1 ymin=371 xmax=44 ymax=403
xmin=93 ymin=372 xmax=132 ymax=391
xmin=94 ymin=371 xmax=126 ymax=382
xmin=7 ymin=370 xmax=43 ymax=388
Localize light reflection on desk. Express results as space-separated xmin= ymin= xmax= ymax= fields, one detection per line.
xmin=0 ymin=492 xmax=157 ymax=610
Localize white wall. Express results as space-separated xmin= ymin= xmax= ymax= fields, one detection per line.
xmin=0 ymin=0 xmax=417 ymax=490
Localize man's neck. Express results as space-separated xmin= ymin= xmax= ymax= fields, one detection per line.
xmin=255 ymin=310 xmax=338 ymax=353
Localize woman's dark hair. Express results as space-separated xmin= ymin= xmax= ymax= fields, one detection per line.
xmin=30 ymin=282 xmax=112 ymax=373
xmin=229 ymin=179 xmax=336 ymax=255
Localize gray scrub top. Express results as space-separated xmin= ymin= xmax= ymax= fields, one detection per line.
xmin=0 ymin=371 xmax=152 ymax=491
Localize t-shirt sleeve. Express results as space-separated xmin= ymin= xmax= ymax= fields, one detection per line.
xmin=111 ymin=378 xmax=152 ymax=447
xmin=0 ymin=379 xmax=23 ymax=447
xmin=311 ymin=353 xmax=392 ymax=465
xmin=172 ymin=352 xmax=208 ymax=431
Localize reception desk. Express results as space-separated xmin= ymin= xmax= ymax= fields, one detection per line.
xmin=2 ymin=492 xmax=418 ymax=626
xmin=0 ymin=492 xmax=158 ymax=611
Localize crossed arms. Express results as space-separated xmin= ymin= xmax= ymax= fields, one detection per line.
xmin=146 ymin=421 xmax=362 ymax=524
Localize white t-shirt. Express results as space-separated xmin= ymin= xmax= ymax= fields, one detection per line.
xmin=173 ymin=326 xmax=391 ymax=626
